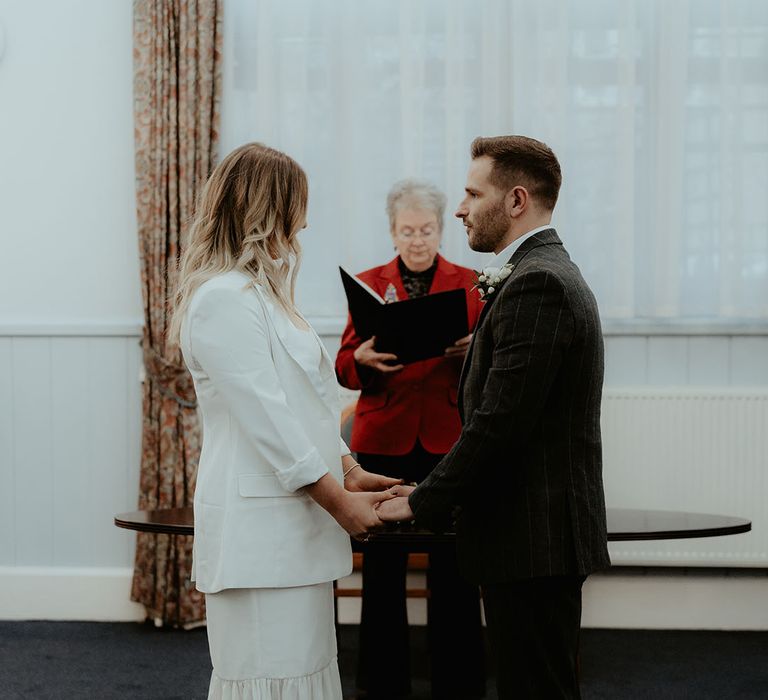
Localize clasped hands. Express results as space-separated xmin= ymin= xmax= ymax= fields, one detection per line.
xmin=342 ymin=466 xmax=416 ymax=541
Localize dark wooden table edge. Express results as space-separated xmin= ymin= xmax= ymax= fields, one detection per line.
xmin=115 ymin=509 xmax=752 ymax=543
xmin=114 ymin=515 xmax=194 ymax=537
xmin=608 ymin=522 xmax=752 ymax=541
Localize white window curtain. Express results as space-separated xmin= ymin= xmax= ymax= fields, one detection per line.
xmin=221 ymin=0 xmax=768 ymax=323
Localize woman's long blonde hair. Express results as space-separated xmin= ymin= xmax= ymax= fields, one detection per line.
xmin=168 ymin=142 xmax=309 ymax=347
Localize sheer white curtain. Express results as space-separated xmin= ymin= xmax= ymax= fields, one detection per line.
xmin=221 ymin=0 xmax=768 ymax=322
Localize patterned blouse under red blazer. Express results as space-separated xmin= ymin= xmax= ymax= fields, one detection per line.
xmin=335 ymin=254 xmax=484 ymax=456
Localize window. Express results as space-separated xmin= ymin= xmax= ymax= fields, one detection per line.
xmin=222 ymin=0 xmax=768 ymax=322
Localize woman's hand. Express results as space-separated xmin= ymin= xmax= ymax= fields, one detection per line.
xmin=344 ymin=466 xmax=403 ymax=493
xmin=305 ymin=474 xmax=397 ymax=541
xmin=353 ymin=337 xmax=404 ymax=373
xmin=444 ymin=333 xmax=472 ymax=358
xmin=334 ymin=490 xmax=397 ymax=541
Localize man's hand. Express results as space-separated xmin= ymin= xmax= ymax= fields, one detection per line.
xmin=444 ymin=333 xmax=472 ymax=358
xmin=388 ymin=483 xmax=416 ymax=498
xmin=376 ymin=496 xmax=415 ymax=522
xmin=345 ymin=466 xmax=403 ymax=493
xmin=353 ymin=337 xmax=404 ymax=373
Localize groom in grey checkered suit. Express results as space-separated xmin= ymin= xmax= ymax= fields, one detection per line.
xmin=378 ymin=135 xmax=611 ymax=699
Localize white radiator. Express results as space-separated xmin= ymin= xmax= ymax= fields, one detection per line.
xmin=602 ymin=389 xmax=768 ymax=567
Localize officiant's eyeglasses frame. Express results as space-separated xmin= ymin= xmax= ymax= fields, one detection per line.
xmin=394 ymin=226 xmax=440 ymax=242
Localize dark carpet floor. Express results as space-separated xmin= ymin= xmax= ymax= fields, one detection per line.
xmin=0 ymin=622 xmax=766 ymax=699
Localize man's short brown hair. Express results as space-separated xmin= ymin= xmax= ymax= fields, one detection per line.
xmin=471 ymin=135 xmax=562 ymax=211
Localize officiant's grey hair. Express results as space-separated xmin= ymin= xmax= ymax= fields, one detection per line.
xmin=386 ymin=179 xmax=447 ymax=233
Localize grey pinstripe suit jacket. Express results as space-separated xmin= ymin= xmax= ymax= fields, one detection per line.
xmin=408 ymin=229 xmax=611 ymax=583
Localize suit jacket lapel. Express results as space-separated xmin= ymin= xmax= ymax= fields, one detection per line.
xmin=272 ymin=313 xmax=335 ymax=378
xmin=457 ymin=228 xmax=562 ymax=417
xmin=254 ymin=288 xmax=337 ymax=417
xmin=474 ymin=228 xmax=562 ymax=330
xmin=300 ymin=315 xmax=336 ymax=380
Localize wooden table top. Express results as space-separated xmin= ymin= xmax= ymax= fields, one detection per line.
xmin=115 ymin=506 xmax=751 ymax=543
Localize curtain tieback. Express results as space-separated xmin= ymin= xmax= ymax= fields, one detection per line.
xmin=142 ymin=344 xmax=198 ymax=408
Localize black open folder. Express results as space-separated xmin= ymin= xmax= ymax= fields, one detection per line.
xmin=339 ymin=266 xmax=469 ymax=364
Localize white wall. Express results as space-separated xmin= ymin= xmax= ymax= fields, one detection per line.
xmin=0 ymin=0 xmax=144 ymax=621
xmin=0 ymin=0 xmax=141 ymax=329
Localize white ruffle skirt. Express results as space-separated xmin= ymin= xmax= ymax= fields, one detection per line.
xmin=205 ymin=582 xmax=342 ymax=700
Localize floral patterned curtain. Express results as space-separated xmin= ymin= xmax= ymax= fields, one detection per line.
xmin=131 ymin=0 xmax=222 ymax=627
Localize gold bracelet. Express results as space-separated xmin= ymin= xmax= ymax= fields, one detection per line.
xmin=343 ymin=463 xmax=361 ymax=479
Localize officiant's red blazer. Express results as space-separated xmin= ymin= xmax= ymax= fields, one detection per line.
xmin=335 ymin=255 xmax=483 ymax=456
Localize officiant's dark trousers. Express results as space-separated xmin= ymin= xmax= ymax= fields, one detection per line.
xmin=482 ymin=575 xmax=586 ymax=700
xmin=356 ymin=443 xmax=486 ymax=699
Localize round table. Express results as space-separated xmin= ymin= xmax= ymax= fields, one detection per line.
xmin=116 ymin=507 xmax=751 ymax=603
xmin=115 ymin=506 xmax=751 ymax=544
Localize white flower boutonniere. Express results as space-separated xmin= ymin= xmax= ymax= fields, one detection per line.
xmin=473 ymin=263 xmax=514 ymax=300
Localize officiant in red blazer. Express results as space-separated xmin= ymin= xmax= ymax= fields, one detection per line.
xmin=335 ymin=179 xmax=485 ymax=700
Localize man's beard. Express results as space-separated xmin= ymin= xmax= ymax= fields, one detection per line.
xmin=467 ymin=201 xmax=508 ymax=253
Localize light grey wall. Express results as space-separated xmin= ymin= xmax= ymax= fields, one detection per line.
xmin=0 ymin=1 xmax=141 ymax=327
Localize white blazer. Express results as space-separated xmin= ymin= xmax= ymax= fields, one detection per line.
xmin=180 ymin=270 xmax=352 ymax=593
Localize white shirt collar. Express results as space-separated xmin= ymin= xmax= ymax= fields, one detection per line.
xmin=489 ymin=224 xmax=554 ymax=268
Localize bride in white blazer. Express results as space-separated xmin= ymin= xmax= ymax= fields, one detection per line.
xmin=168 ymin=143 xmax=400 ymax=700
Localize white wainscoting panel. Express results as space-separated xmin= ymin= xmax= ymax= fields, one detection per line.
xmin=12 ymin=338 xmax=55 ymax=566
xmin=647 ymin=337 xmax=689 ymax=384
xmin=687 ymin=337 xmax=730 ymax=384
xmin=604 ymin=335 xmax=768 ymax=386
xmin=0 ymin=339 xmax=14 ymax=565
xmin=0 ymin=334 xmax=143 ymax=570
xmin=603 ymin=389 xmax=768 ymax=567
xmin=603 ymin=336 xmax=649 ymax=385
xmin=731 ymin=337 xmax=768 ymax=385
xmin=51 ymin=337 xmax=92 ymax=566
